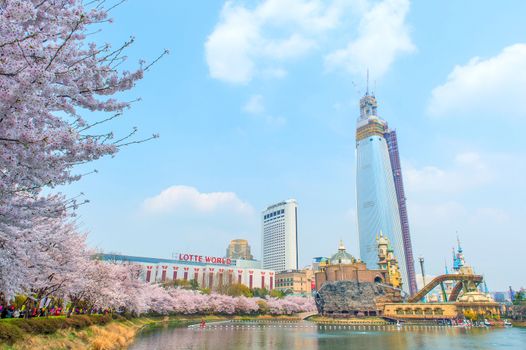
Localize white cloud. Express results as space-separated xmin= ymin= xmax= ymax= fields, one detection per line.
xmin=324 ymin=0 xmax=415 ymax=78
xmin=428 ymin=43 xmax=526 ymax=118
xmin=400 ymin=149 xmax=525 ymax=289
xmin=469 ymin=207 xmax=510 ymax=224
xmin=242 ymin=94 xmax=286 ymax=126
xmin=404 ymin=152 xmax=492 ymax=194
xmin=256 ymin=0 xmax=345 ymax=32
xmin=206 ymin=0 xmax=411 ymax=84
xmin=261 ymin=114 xmax=286 ymax=126
xmin=142 ymin=185 xmax=254 ymax=216
xmin=410 ymin=201 xmax=468 ymax=227
xmin=205 ymin=0 xmax=338 ymax=84
xmin=260 ymin=67 xmax=288 ymax=79
xmin=205 ymin=4 xmax=258 ymax=84
xmin=409 ymin=200 xmax=516 ymax=280
xmin=243 ymin=94 xmax=265 ymax=114
xmin=261 ymin=33 xmax=316 ymax=60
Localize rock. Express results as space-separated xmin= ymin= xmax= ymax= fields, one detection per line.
xmin=315 ymin=280 xmax=401 ymax=316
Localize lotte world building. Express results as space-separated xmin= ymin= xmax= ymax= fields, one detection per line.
xmin=355 ymin=90 xmax=417 ymax=295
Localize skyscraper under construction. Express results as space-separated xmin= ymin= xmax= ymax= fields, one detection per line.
xmin=355 ymin=90 xmax=417 ymax=295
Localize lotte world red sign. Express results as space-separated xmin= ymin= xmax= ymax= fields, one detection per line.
xmin=176 ymin=253 xmax=232 ymax=265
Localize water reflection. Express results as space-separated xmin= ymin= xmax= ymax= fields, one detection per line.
xmin=129 ymin=322 xmax=526 ymax=350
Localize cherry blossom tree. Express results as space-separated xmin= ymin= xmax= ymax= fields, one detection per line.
xmin=235 ymin=295 xmax=259 ymax=314
xmin=0 ymin=1 xmax=317 ymax=318
xmin=0 ymin=0 xmax=165 ymax=299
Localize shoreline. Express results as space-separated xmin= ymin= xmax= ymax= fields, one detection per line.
xmin=0 ymin=314 xmax=303 ymax=350
xmin=306 ymin=315 xmax=519 ymax=328
xmin=3 ymin=314 xmax=521 ymax=349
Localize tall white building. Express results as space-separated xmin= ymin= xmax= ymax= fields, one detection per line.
xmin=262 ymin=199 xmax=298 ymax=272
xmin=355 ymin=91 xmax=409 ymax=293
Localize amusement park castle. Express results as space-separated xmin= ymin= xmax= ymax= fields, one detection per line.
xmin=313 ymin=236 xmax=500 ymax=320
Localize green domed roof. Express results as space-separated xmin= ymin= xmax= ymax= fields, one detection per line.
xmin=330 ymin=240 xmax=355 ymax=265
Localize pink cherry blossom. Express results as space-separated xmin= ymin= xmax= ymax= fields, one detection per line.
xmin=0 ymin=0 xmax=164 ymax=300
xmin=0 ymin=1 xmax=317 ymax=318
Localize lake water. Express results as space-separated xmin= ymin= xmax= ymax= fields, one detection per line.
xmin=129 ymin=321 xmax=526 ymax=350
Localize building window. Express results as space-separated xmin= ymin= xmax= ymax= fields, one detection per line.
xmin=146 ymin=270 xmax=151 ymax=283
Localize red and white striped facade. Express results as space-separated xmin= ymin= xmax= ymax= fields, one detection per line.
xmin=102 ymin=254 xmax=276 ymax=290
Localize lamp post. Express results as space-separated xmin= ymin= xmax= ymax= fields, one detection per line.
xmin=419 ymin=256 xmax=426 ymax=289
xmin=418 ymin=256 xmax=427 ymax=303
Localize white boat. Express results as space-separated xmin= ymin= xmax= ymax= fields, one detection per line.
xmin=483 ymin=319 xmax=491 ymax=327
xmin=504 ymin=319 xmax=512 ymax=327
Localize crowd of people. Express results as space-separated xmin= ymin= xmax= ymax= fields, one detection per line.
xmin=0 ymin=304 xmax=118 ymax=319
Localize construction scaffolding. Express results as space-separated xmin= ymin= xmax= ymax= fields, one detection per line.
xmin=385 ymin=130 xmax=418 ymax=296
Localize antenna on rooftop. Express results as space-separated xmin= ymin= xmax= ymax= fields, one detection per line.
xmin=366 ymin=69 xmax=369 ymax=95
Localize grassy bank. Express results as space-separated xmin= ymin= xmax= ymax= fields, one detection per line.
xmin=0 ymin=314 xmax=302 ymax=349
xmin=0 ymin=315 xmax=149 ymax=350
xmin=512 ymin=320 xmax=526 ymax=328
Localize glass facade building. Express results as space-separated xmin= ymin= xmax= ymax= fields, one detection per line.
xmin=355 ymin=92 xmax=415 ymax=294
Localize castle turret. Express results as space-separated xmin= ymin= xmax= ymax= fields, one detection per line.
xmin=377 ymin=233 xmax=402 ymax=289
xmin=377 ymin=232 xmax=389 ymax=270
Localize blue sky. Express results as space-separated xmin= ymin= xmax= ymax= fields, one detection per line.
xmin=65 ymin=0 xmax=526 ymax=291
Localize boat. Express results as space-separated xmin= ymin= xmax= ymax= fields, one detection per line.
xmin=504 ymin=319 xmax=512 ymax=327
xmin=483 ymin=319 xmax=491 ymax=327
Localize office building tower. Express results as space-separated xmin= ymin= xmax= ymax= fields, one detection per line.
xmin=226 ymin=239 xmax=254 ymax=260
xmin=355 ymin=89 xmax=415 ymax=293
xmin=262 ymin=199 xmax=298 ymax=272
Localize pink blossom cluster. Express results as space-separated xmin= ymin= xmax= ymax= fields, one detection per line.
xmin=265 ymin=296 xmax=317 ymax=315
xmin=0 ymin=214 xmax=314 ymax=314
xmin=166 ymin=289 xmax=260 ymax=315
xmin=142 ymin=288 xmax=315 ymax=316
xmin=0 ymin=0 xmax=316 ymax=319
xmin=0 ymin=1 xmax=163 ymax=300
